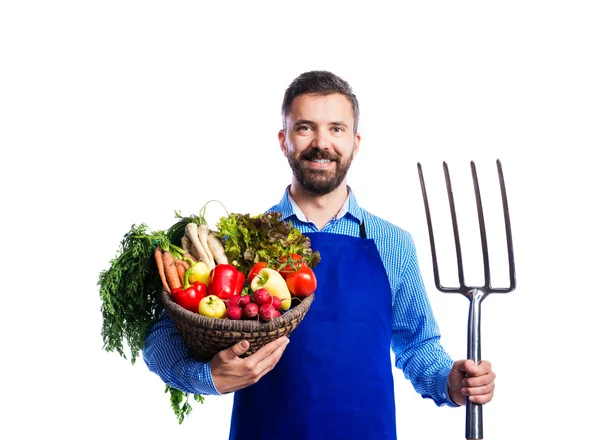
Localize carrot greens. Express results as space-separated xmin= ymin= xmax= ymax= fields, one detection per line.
xmin=98 ymin=220 xmax=201 ymax=423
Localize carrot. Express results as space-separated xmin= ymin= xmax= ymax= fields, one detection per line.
xmin=185 ymin=222 xmax=213 ymax=269
xmin=154 ymin=245 xmax=170 ymax=293
xmin=162 ymin=251 xmax=182 ymax=291
xmin=181 ymin=259 xmax=191 ymax=270
xmin=207 ymin=232 xmax=228 ymax=265
xmin=198 ymin=224 xmax=215 ymax=267
xmin=174 ymin=259 xmax=188 ymax=285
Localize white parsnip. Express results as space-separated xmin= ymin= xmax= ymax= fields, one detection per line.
xmin=181 ymin=235 xmax=199 ymax=262
xmin=207 ymin=232 xmax=228 ymax=264
xmin=185 ymin=222 xmax=214 ymax=269
xmin=198 ymin=224 xmax=215 ymax=268
xmin=181 ymin=235 xmax=191 ymax=254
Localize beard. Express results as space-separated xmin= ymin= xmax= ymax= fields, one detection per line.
xmin=286 ymin=147 xmax=354 ymax=195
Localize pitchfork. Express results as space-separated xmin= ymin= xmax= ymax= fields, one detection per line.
xmin=417 ymin=160 xmax=516 ymax=440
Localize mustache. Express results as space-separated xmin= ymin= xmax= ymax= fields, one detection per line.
xmin=299 ymin=149 xmax=337 ymax=162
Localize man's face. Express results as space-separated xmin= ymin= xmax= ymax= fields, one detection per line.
xmin=279 ymin=93 xmax=360 ymax=195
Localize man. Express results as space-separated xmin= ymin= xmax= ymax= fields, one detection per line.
xmin=143 ymin=70 xmax=496 ymax=439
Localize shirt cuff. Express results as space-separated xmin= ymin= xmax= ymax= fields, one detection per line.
xmin=436 ymin=364 xmax=459 ymax=407
xmin=190 ymin=362 xmax=222 ymax=396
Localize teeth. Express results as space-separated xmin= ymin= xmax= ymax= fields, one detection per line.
xmin=312 ymin=159 xmax=331 ymax=163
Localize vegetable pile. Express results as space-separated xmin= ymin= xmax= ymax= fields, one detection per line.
xmin=98 ymin=202 xmax=320 ymax=423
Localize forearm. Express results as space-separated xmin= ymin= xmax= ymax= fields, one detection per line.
xmin=393 ymin=334 xmax=457 ymax=407
xmin=143 ymin=312 xmax=220 ymax=395
xmin=389 ymin=234 xmax=457 ymax=406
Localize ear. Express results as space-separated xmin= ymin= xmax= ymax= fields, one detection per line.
xmin=278 ymin=129 xmax=287 ymax=156
xmin=353 ymin=132 xmax=361 ymax=156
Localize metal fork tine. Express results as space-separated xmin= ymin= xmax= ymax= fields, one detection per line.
xmin=417 ymin=162 xmax=444 ymax=292
xmin=443 ymin=162 xmax=467 ymax=293
xmin=492 ymin=159 xmax=517 ymax=293
xmin=470 ymin=161 xmax=491 ymax=290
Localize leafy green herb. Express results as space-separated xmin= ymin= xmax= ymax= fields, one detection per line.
xmin=98 ymin=220 xmax=201 ymax=423
xmin=98 ymin=223 xmax=180 ymax=363
xmin=166 ymin=385 xmax=205 ymax=424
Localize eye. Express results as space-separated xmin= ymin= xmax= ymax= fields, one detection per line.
xmin=331 ymin=126 xmax=344 ymax=133
xmin=296 ymin=125 xmax=312 ymax=132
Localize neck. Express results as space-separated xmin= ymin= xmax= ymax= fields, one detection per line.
xmin=289 ymin=181 xmax=349 ymax=230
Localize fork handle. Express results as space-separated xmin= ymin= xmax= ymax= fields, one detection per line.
xmin=466 ymin=289 xmax=485 ymax=439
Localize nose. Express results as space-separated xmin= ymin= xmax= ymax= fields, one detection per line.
xmin=311 ymin=127 xmax=330 ymax=150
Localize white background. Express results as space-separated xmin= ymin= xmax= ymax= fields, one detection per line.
xmin=1 ymin=1 xmax=599 ymax=439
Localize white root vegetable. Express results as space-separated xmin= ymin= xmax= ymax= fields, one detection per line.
xmin=181 ymin=235 xmax=191 ymax=254
xmin=198 ymin=224 xmax=215 ymax=267
xmin=207 ymin=232 xmax=228 ymax=265
xmin=185 ymin=223 xmax=214 ymax=269
xmin=181 ymin=235 xmax=200 ymax=262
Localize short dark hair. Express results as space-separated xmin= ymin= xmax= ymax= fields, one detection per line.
xmin=281 ymin=70 xmax=360 ymax=133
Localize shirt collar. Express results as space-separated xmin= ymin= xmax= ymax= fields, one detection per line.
xmin=274 ymin=185 xmax=364 ymax=224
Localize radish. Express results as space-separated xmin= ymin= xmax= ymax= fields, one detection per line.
xmin=238 ymin=294 xmax=252 ymax=308
xmin=259 ymin=304 xmax=278 ymax=321
xmin=253 ymin=288 xmax=272 ymax=305
xmin=271 ymin=296 xmax=282 ymax=311
xmin=243 ymin=302 xmax=259 ymax=319
xmin=227 ymin=294 xmax=242 ymax=307
xmin=226 ymin=304 xmax=242 ymax=320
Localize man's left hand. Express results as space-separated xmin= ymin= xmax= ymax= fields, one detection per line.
xmin=447 ymin=359 xmax=496 ymax=406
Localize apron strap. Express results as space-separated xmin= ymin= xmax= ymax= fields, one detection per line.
xmin=359 ymin=220 xmax=367 ymax=239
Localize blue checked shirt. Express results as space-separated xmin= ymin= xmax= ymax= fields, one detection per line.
xmin=143 ymin=186 xmax=456 ymax=406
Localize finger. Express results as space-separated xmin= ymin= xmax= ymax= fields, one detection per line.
xmin=252 ymin=337 xmax=290 ymax=376
xmin=222 ymin=339 xmax=250 ymax=362
xmin=458 ymin=359 xmax=492 ymax=377
xmin=251 ymin=336 xmax=290 ymax=359
xmin=463 ymin=383 xmax=495 ymax=404
xmin=462 ymin=371 xmax=496 ymax=388
xmin=472 ymin=360 xmax=493 ymax=376
xmin=451 ymin=359 xmax=472 ymax=375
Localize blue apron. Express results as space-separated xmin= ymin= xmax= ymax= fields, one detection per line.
xmin=229 ymin=224 xmax=396 ymax=440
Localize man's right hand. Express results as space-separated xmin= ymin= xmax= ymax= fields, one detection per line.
xmin=210 ymin=336 xmax=290 ymax=394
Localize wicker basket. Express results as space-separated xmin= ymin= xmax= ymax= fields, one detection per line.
xmin=161 ymin=290 xmax=314 ymax=362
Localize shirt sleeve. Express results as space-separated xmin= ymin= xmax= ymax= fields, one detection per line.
xmin=142 ymin=311 xmax=221 ymax=396
xmin=390 ymin=235 xmax=458 ymax=407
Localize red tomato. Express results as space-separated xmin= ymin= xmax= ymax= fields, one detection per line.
xmin=278 ymin=253 xmax=306 ymax=279
xmin=285 ymin=266 xmax=317 ymax=297
xmin=247 ymin=262 xmax=268 ymax=284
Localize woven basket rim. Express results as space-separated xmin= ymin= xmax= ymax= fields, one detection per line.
xmin=161 ymin=289 xmax=315 ymax=332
